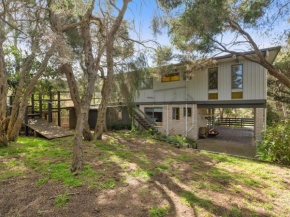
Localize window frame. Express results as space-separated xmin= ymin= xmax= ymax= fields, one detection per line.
xmin=161 ymin=73 xmax=180 ymax=82
xmin=183 ymin=107 xmax=192 ymax=117
xmin=231 ymin=64 xmax=243 ymax=89
xmin=172 ymin=107 xmax=180 ymax=120
xmin=144 ymin=107 xmax=163 ymax=125
xmin=208 ymin=67 xmax=218 ymax=90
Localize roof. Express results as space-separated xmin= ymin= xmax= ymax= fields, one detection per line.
xmin=213 ymin=46 xmax=281 ymax=60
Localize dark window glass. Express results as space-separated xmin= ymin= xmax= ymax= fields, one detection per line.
xmin=145 ymin=108 xmax=162 ymax=124
xmin=208 ymin=68 xmax=218 ymax=90
xmin=183 ymin=107 xmax=192 ymax=117
xmin=172 ymin=108 xmax=180 ymax=120
xmin=232 ymin=65 xmax=243 ymax=89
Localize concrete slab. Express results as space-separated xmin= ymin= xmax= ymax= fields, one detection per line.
xmin=197 ymin=126 xmax=256 ymax=158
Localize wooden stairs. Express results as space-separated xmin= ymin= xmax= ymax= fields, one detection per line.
xmin=132 ymin=107 xmax=158 ymax=134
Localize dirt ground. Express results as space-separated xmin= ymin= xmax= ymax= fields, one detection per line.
xmin=0 ymin=131 xmax=290 ymax=217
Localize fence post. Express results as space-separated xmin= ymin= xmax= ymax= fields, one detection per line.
xmin=48 ymin=92 xmax=52 ymax=123
xmin=241 ymin=119 xmax=243 ymax=128
xmin=39 ymin=93 xmax=42 ymax=119
xmin=57 ymin=91 xmax=61 ymax=126
xmin=31 ymin=94 xmax=35 ymax=115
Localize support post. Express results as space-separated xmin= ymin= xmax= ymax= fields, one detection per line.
xmin=48 ymin=92 xmax=52 ymax=123
xmin=39 ymin=93 xmax=42 ymax=119
xmin=57 ymin=91 xmax=61 ymax=126
xmin=31 ymin=94 xmax=35 ymax=115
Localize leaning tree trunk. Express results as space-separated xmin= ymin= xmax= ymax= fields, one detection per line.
xmin=61 ymin=63 xmax=92 ymax=141
xmin=8 ymin=45 xmax=55 ymax=141
xmin=94 ymin=41 xmax=114 ymax=140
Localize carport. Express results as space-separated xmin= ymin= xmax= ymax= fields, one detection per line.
xmin=196 ymin=100 xmax=266 ymax=158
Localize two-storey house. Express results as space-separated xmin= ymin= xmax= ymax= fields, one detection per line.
xmin=135 ymin=46 xmax=280 ymax=141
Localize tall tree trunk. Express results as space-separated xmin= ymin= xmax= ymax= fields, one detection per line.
xmin=71 ymin=109 xmax=85 ymax=172
xmin=61 ymin=63 xmax=92 ymax=141
xmin=0 ymin=36 xmax=8 ymax=146
xmin=94 ymin=41 xmax=114 ymax=140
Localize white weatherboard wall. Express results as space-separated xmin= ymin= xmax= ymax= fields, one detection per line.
xmin=135 ymin=59 xmax=267 ymax=103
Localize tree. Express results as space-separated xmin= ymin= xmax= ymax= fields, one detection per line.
xmin=155 ymin=0 xmax=290 ymax=88
xmin=48 ymin=0 xmax=132 ymax=172
xmin=0 ymin=0 xmax=59 ymax=145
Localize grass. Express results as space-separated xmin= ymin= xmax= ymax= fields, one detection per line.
xmin=1 ymin=134 xmax=290 ymax=217
xmin=149 ymin=206 xmax=170 ymax=217
xmin=55 ymin=193 xmax=71 ymax=208
xmin=100 ymin=178 xmax=116 ymax=189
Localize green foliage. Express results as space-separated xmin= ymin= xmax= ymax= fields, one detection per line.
xmin=149 ymin=205 xmax=170 ymax=217
xmin=257 ymin=120 xmax=290 ymax=165
xmin=155 ymin=133 xmax=195 ymax=147
xmin=111 ymin=124 xmax=132 ymax=130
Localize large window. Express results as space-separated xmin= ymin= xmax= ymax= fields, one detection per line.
xmin=232 ymin=64 xmax=243 ymax=89
xmin=161 ymin=73 xmax=180 ymax=82
xmin=140 ymin=78 xmax=153 ymax=89
xmin=208 ymin=68 xmax=218 ymax=90
xmin=145 ymin=108 xmax=163 ymax=126
xmin=172 ymin=108 xmax=180 ymax=120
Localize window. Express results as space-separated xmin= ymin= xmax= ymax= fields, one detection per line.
xmin=172 ymin=108 xmax=180 ymax=120
xmin=208 ymin=68 xmax=218 ymax=89
xmin=232 ymin=92 xmax=243 ymax=99
xmin=208 ymin=93 xmax=218 ymax=100
xmin=183 ymin=107 xmax=192 ymax=117
xmin=145 ymin=108 xmax=163 ymax=126
xmin=232 ymin=64 xmax=243 ymax=89
xmin=117 ymin=111 xmax=123 ymax=120
xmin=140 ymin=78 xmax=153 ymax=89
xmin=161 ymin=73 xmax=180 ymax=82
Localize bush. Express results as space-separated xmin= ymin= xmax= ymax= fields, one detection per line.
xmin=256 ymin=120 xmax=290 ymax=165
xmin=111 ymin=124 xmax=132 ymax=131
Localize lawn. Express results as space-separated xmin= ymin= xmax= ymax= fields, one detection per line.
xmin=0 ymin=132 xmax=290 ymax=217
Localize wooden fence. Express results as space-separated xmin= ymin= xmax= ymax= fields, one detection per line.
xmin=215 ymin=118 xmax=254 ymax=127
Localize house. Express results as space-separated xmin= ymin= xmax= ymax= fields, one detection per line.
xmin=135 ymin=46 xmax=280 ymax=141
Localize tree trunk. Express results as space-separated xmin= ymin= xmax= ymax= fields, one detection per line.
xmin=61 ymin=63 xmax=92 ymax=141
xmin=71 ymin=109 xmax=85 ymax=173
xmin=94 ymin=41 xmax=114 ymax=140
xmin=0 ymin=35 xmax=8 ymax=147
xmin=8 ymin=45 xmax=55 ymax=141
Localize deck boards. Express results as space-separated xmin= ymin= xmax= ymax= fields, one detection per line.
xmin=27 ymin=119 xmax=74 ymax=139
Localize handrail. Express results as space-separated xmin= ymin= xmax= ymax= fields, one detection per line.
xmin=134 ymin=107 xmax=157 ymax=127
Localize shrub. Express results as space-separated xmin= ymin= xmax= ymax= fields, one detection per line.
xmin=111 ymin=124 xmax=132 ymax=130
xmin=256 ymin=120 xmax=290 ymax=165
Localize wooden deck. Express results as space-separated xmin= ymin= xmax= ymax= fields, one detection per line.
xmin=27 ymin=119 xmax=74 ymax=140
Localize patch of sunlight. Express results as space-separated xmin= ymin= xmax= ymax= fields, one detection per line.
xmin=128 ymin=168 xmax=155 ymax=182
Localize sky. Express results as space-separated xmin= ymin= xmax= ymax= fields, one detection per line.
xmin=113 ymin=0 xmax=289 ymax=65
